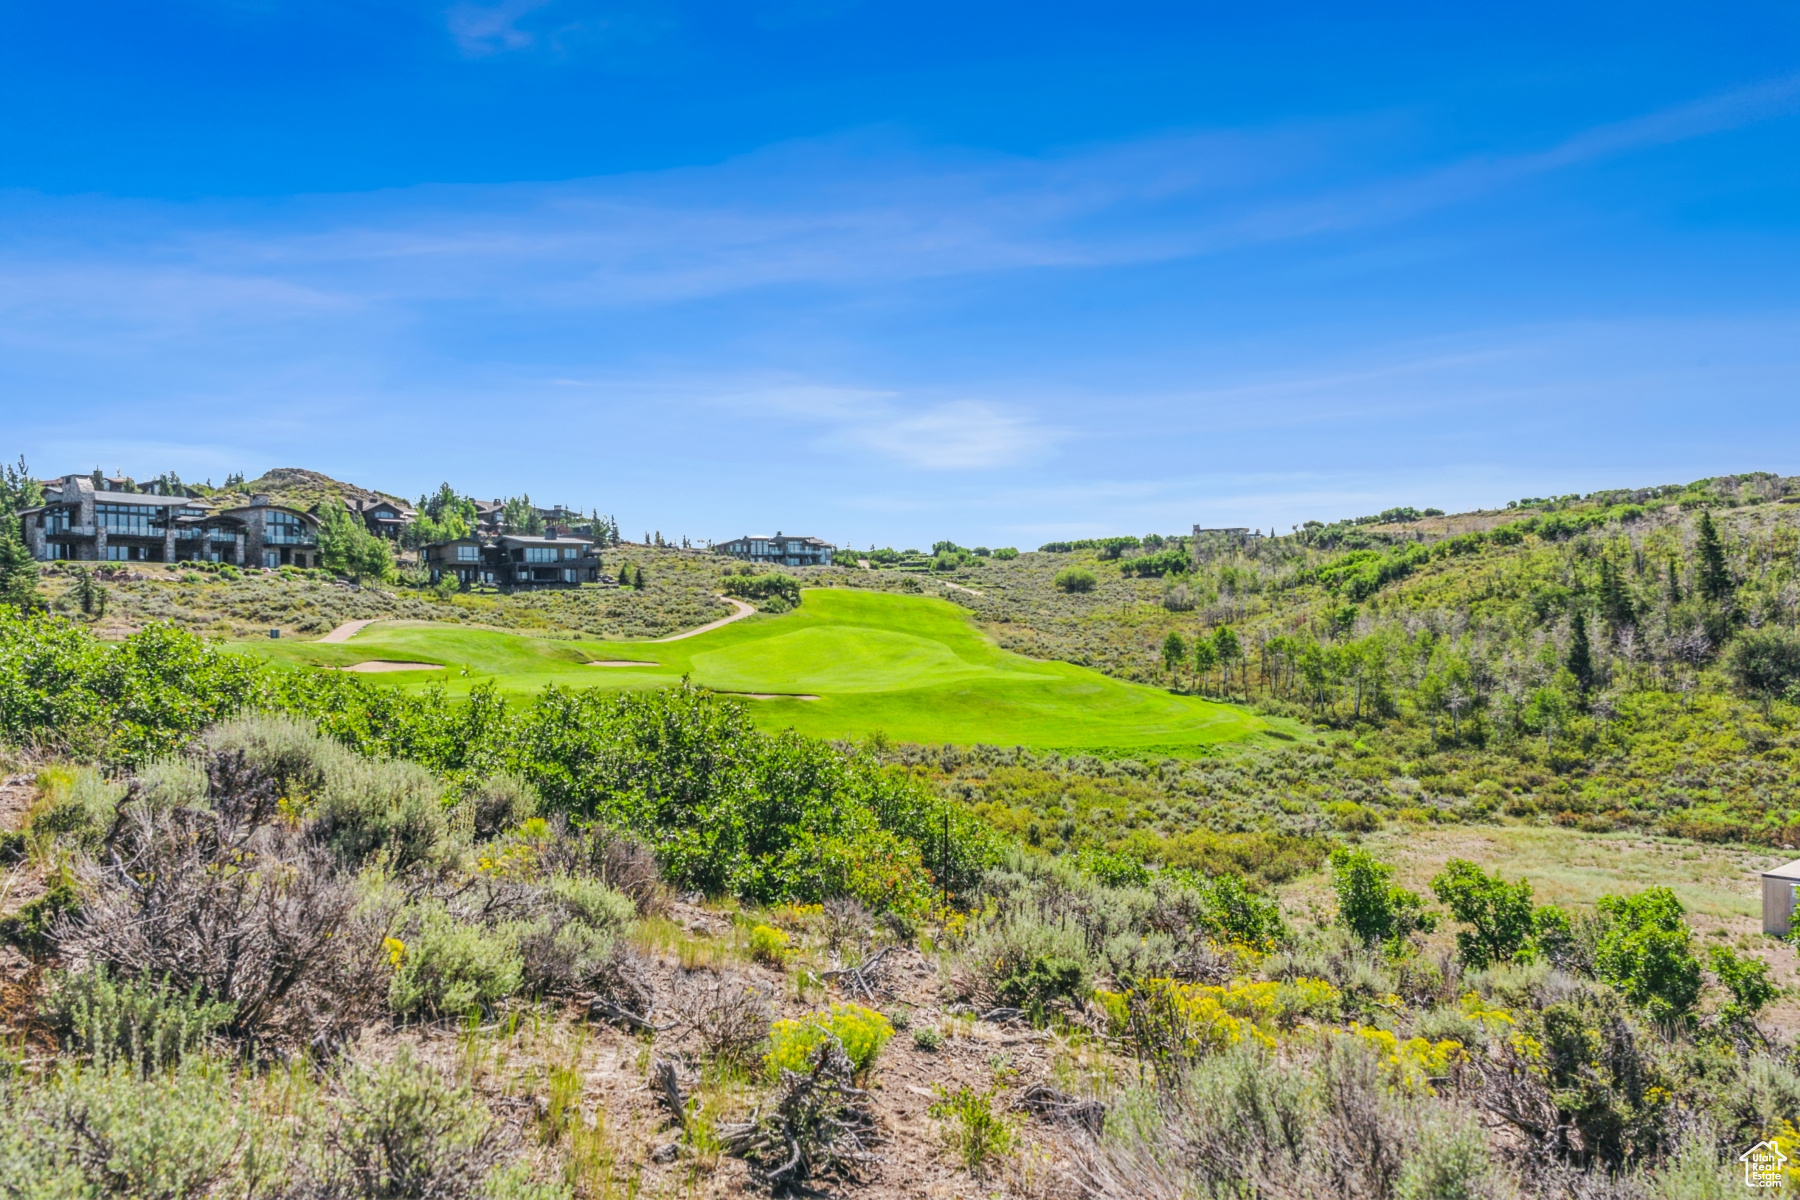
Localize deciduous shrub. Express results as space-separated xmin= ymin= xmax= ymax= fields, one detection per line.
xmin=1430 ymin=858 xmax=1537 ymax=968
xmin=721 ymin=573 xmax=801 ymax=611
xmin=1592 ymin=887 xmax=1703 ymax=1021
xmin=1330 ymin=847 xmax=1437 ymax=949
xmin=1053 ymin=567 xmax=1097 ymax=593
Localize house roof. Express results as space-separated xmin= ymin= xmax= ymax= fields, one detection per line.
xmin=85 ymin=493 xmax=201 ymax=509
xmin=1763 ymin=859 xmax=1800 ymax=882
xmin=498 ymin=534 xmax=595 ymax=547
xmin=728 ymin=533 xmax=830 ymax=545
xmin=214 ymin=501 xmax=319 ymax=522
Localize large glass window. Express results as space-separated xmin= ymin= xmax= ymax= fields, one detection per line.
xmin=524 ymin=546 xmax=557 ymax=563
xmin=263 ymin=511 xmax=313 ymax=545
xmin=44 ymin=508 xmax=72 ymax=534
xmin=105 ymin=544 xmax=148 ymax=562
xmin=456 ymin=544 xmax=481 ymax=562
xmin=96 ymin=503 xmax=163 ymax=537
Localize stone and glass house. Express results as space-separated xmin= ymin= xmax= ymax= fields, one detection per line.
xmin=714 ymin=532 xmax=835 ymax=567
xmin=213 ymin=497 xmax=324 ymax=568
xmin=18 ymin=474 xmax=320 ymax=567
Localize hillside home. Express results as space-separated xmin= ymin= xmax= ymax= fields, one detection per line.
xmin=207 ymin=496 xmax=323 ymax=568
xmin=493 ymin=533 xmax=600 ymax=588
xmin=18 ymin=475 xmax=320 ymax=567
xmin=423 ymin=532 xmax=601 ymax=589
xmin=715 ymin=532 xmax=835 ymax=567
xmin=423 ymin=536 xmax=489 ymax=587
xmin=347 ymin=497 xmax=415 ymax=540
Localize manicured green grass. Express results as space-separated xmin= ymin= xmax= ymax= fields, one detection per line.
xmin=240 ymin=587 xmax=1287 ymax=752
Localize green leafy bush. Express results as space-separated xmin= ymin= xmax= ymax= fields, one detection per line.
xmin=1429 ymin=859 xmax=1537 ymax=968
xmin=1592 ymin=887 xmax=1703 ymax=1021
xmin=1709 ymin=945 xmax=1779 ymax=1024
xmin=1053 ymin=567 xmax=1096 ymax=593
xmin=721 ymin=572 xmax=801 ymax=609
xmin=1329 ymin=847 xmax=1436 ymax=948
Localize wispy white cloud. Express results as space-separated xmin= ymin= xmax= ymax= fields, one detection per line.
xmin=0 ymin=73 xmax=1791 ymax=331
xmin=840 ymin=400 xmax=1059 ymax=470
xmin=447 ymin=0 xmax=557 ymax=55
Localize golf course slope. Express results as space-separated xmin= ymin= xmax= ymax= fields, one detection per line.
xmin=247 ymin=588 xmax=1282 ymax=753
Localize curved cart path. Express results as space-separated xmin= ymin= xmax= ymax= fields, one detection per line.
xmin=651 ymin=597 xmax=756 ymax=643
xmin=317 ymin=619 xmax=378 ymax=643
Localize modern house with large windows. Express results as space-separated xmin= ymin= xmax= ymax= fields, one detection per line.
xmin=423 ymin=531 xmax=601 ymax=589
xmin=347 ymin=496 xmax=415 ymax=541
xmin=714 ymin=532 xmax=835 ymax=567
xmin=214 ymin=497 xmax=323 ymax=568
xmin=422 ymin=536 xmax=489 ymax=587
xmin=17 ymin=474 xmax=321 ymax=567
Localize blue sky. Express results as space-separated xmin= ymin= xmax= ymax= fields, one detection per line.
xmin=2 ymin=2 xmax=1797 ymax=548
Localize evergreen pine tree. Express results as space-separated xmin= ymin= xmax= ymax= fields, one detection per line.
xmin=0 ymin=518 xmax=37 ymax=611
xmin=1665 ymin=554 xmax=1682 ymax=605
xmin=1598 ymin=558 xmax=1634 ymax=631
xmin=1696 ymin=511 xmax=1730 ymax=602
xmin=1567 ymin=610 xmax=1595 ymax=693
xmin=633 ymin=565 xmax=646 ymax=589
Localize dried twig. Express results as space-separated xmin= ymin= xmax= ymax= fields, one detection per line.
xmin=820 ymin=946 xmax=892 ymax=1001
xmin=717 ymin=1038 xmax=882 ymax=1191
xmin=651 ymin=1056 xmax=687 ymax=1129
xmin=1019 ymin=1083 xmax=1107 ymax=1135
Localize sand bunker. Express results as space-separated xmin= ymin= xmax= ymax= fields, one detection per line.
xmin=723 ymin=692 xmax=820 ymax=701
xmin=586 ymin=660 xmax=659 ymax=667
xmin=335 ymin=661 xmax=446 ymax=673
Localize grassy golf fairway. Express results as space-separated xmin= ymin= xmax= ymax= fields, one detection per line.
xmin=244 ymin=588 xmax=1279 ymax=752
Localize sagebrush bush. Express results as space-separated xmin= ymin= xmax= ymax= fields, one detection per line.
xmin=0 ymin=1054 xmax=264 ymax=1198
xmin=40 ymin=967 xmax=235 ymax=1073
xmin=26 ymin=765 xmax=123 ymax=850
xmin=468 ymin=771 xmax=540 ymax=840
xmin=203 ymin=713 xmax=343 ymax=796
xmin=952 ymin=908 xmax=1093 ymax=1015
xmin=671 ymin=972 xmax=774 ymax=1065
xmin=548 ymin=875 xmax=634 ymax=936
xmin=56 ymin=755 xmax=391 ymax=1052
xmin=318 ymin=1049 xmax=505 ymax=1200
xmin=389 ymin=905 xmax=525 ymax=1018
xmin=316 ymin=754 xmax=459 ymax=870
